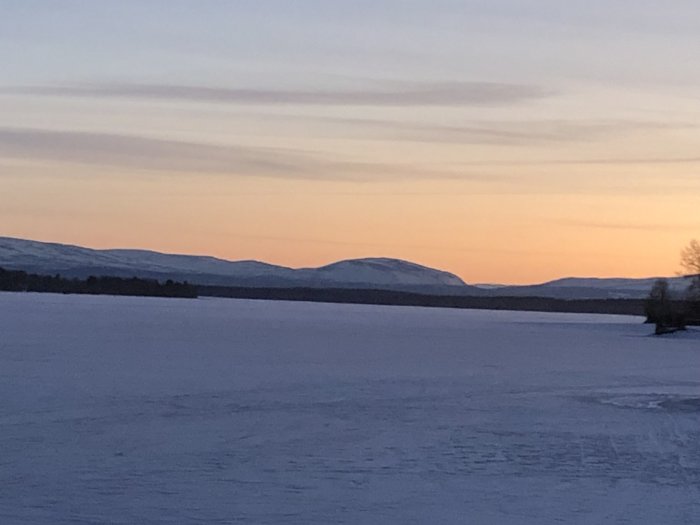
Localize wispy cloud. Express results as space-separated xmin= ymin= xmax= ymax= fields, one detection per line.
xmin=0 ymin=81 xmax=555 ymax=107
xmin=451 ymin=156 xmax=700 ymax=167
xmin=0 ymin=127 xmax=310 ymax=178
xmin=557 ymin=219 xmax=700 ymax=232
xmin=297 ymin=116 xmax=695 ymax=145
xmin=0 ymin=127 xmax=486 ymax=181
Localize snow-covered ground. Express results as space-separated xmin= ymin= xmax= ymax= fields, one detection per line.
xmin=1 ymin=293 xmax=699 ymax=524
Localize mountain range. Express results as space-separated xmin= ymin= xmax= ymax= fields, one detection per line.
xmin=0 ymin=236 xmax=690 ymax=299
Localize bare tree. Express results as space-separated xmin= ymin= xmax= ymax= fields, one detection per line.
xmin=681 ymin=239 xmax=700 ymax=276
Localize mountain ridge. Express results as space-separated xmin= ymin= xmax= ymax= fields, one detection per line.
xmin=0 ymin=236 xmax=687 ymax=299
xmin=0 ymin=236 xmax=467 ymax=291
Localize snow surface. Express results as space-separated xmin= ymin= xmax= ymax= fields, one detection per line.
xmin=1 ymin=293 xmax=700 ymax=524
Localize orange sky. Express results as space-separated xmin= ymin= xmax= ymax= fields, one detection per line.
xmin=2 ymin=160 xmax=698 ymax=284
xmin=1 ymin=2 xmax=699 ymax=284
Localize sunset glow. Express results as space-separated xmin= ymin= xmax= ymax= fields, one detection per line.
xmin=2 ymin=1 xmax=699 ymax=284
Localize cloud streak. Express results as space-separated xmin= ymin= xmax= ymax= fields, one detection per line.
xmin=557 ymin=219 xmax=700 ymax=232
xmin=0 ymin=127 xmax=310 ymax=178
xmin=298 ymin=116 xmax=695 ymax=145
xmin=0 ymin=127 xmax=485 ymax=181
xmin=2 ymin=127 xmax=695 ymax=188
xmin=1 ymin=81 xmax=555 ymax=107
xmin=452 ymin=156 xmax=700 ymax=167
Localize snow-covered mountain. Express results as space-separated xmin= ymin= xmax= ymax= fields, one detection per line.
xmin=491 ymin=276 xmax=691 ymax=299
xmin=538 ymin=276 xmax=689 ymax=295
xmin=0 ymin=236 xmax=467 ymax=290
xmin=0 ymin=236 xmax=687 ymax=298
xmin=308 ymin=258 xmax=465 ymax=287
xmin=0 ymin=237 xmax=291 ymax=279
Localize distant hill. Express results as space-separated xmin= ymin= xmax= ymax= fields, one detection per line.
xmin=0 ymin=236 xmax=688 ymax=299
xmin=0 ymin=236 xmax=469 ymax=292
xmin=487 ymin=276 xmax=691 ymax=300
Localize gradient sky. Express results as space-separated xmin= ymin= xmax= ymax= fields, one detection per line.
xmin=1 ymin=1 xmax=699 ymax=283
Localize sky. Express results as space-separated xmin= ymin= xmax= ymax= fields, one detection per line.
xmin=1 ymin=0 xmax=699 ymax=284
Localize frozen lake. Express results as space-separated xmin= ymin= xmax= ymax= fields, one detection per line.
xmin=1 ymin=293 xmax=699 ymax=524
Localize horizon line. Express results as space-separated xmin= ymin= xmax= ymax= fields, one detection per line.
xmin=0 ymin=233 xmax=687 ymax=287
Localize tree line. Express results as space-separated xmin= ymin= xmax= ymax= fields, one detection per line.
xmin=645 ymin=240 xmax=700 ymax=334
xmin=200 ymin=284 xmax=646 ymax=316
xmin=0 ymin=267 xmax=198 ymax=298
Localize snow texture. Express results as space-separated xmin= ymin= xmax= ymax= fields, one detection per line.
xmin=1 ymin=292 xmax=699 ymax=524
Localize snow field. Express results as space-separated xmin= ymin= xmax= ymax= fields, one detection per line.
xmin=1 ymin=293 xmax=699 ymax=524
